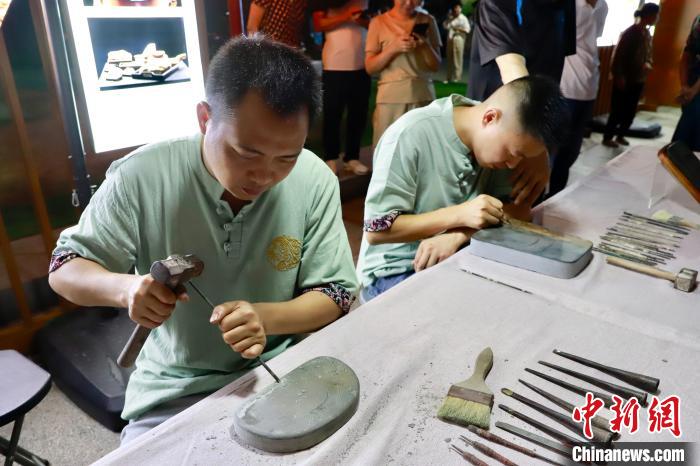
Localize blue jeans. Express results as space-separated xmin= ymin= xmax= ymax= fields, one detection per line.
xmin=360 ymin=272 xmax=414 ymax=303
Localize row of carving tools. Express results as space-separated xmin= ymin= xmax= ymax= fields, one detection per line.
xmin=448 ymin=349 xmax=661 ymax=465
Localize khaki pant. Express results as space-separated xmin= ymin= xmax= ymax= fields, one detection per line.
xmin=372 ymin=101 xmax=431 ymax=146
xmin=447 ymin=35 xmax=466 ymax=82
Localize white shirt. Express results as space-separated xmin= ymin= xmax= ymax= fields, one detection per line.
xmin=560 ymin=0 xmax=608 ymax=101
xmin=443 ymin=13 xmax=470 ymax=40
xmin=322 ymin=0 xmax=368 ymax=71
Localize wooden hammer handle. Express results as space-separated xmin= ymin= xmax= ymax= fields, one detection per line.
xmin=606 ymin=256 xmax=675 ymax=281
xmin=117 ymin=325 xmax=151 ymax=368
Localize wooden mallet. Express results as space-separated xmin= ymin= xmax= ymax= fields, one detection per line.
xmin=606 ymin=256 xmax=697 ymax=292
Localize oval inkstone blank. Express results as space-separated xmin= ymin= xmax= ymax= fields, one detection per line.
xmin=232 ymin=356 xmax=360 ymax=453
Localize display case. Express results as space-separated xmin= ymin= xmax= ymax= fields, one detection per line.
xmin=63 ymin=0 xmax=205 ymax=153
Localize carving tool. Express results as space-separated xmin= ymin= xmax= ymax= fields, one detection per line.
xmin=437 ymin=347 xmax=494 ymax=429
xmin=605 ymin=257 xmax=697 ymax=293
xmin=462 ymin=270 xmax=532 ymax=294
xmin=618 ymin=218 xmax=687 ymax=236
xmin=118 ymin=254 xmax=204 ymax=368
xmin=593 ymin=247 xmax=656 ymax=267
xmin=518 ymin=379 xmax=614 ymax=434
xmin=599 ymin=238 xmax=674 ymax=259
xmin=539 ymin=361 xmax=648 ymax=405
xmin=449 ymin=444 xmax=489 ymax=466
xmin=188 ymin=280 xmax=281 ymax=383
xmin=460 ymin=436 xmax=518 ymax=466
xmin=498 ymin=404 xmax=582 ymax=446
xmin=596 ymin=243 xmax=664 ymax=264
xmin=600 ymin=235 xmax=675 ymax=259
xmin=553 ymin=350 xmax=660 ymax=392
xmin=501 ymin=388 xmax=613 ymax=444
xmin=495 ymin=422 xmax=574 ymax=460
xmin=466 ymin=425 xmax=566 ymax=466
xmin=622 ymin=211 xmax=691 ymax=234
xmin=607 ymin=227 xmax=680 ymax=245
xmin=600 ymin=234 xmax=676 ymax=253
xmin=525 ymin=368 xmax=615 ymax=408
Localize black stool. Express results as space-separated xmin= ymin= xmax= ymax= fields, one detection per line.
xmin=0 ymin=350 xmax=51 ymax=466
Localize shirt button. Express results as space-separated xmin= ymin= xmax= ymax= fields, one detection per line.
xmin=223 ymin=223 xmax=232 ymax=232
xmin=223 ymin=242 xmax=232 ymax=253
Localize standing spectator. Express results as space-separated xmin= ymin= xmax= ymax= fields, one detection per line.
xmin=247 ymin=0 xmax=308 ymax=48
xmin=672 ymin=14 xmax=700 ymax=151
xmin=443 ymin=1 xmax=470 ymax=83
xmin=312 ymin=0 xmax=372 ymax=175
xmin=468 ymin=0 xmax=576 ymax=101
xmin=549 ymin=0 xmax=608 ymax=197
xmin=602 ymin=3 xmax=660 ymax=148
xmin=466 ymin=0 xmax=576 ymax=205
xmin=365 ymin=0 xmax=442 ymax=146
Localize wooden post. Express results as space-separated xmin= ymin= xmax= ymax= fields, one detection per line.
xmin=0 ymin=32 xmax=55 ymax=258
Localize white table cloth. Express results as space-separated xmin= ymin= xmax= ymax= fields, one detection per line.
xmin=97 ymin=146 xmax=699 ymax=465
xmin=458 ymin=145 xmax=699 ymax=349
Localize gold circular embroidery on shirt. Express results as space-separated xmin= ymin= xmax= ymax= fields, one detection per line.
xmin=266 ymin=235 xmax=302 ymax=271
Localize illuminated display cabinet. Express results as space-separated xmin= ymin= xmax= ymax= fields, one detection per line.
xmin=63 ymin=0 xmax=205 ymax=153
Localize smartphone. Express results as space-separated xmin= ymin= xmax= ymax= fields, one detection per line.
xmin=411 ymin=22 xmax=429 ymax=37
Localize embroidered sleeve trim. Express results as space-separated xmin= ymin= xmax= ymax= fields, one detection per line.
xmin=363 ymin=210 xmax=402 ymax=232
xmin=302 ymin=283 xmax=355 ymax=314
xmin=49 ymin=250 xmax=81 ymax=273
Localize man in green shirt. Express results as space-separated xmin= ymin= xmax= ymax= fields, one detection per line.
xmin=357 ymin=76 xmax=569 ymax=301
xmin=48 ymin=37 xmax=358 ymax=443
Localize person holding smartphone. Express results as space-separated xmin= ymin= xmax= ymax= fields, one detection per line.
xmin=365 ymin=0 xmax=441 ymax=146
xmin=312 ymin=0 xmax=372 ymax=176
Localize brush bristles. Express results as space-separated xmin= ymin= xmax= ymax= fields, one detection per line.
xmin=437 ymin=396 xmax=491 ymax=429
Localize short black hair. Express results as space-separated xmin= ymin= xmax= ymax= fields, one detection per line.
xmin=506 ymin=75 xmax=570 ymax=153
xmin=635 ymin=3 xmax=660 ymax=18
xmin=205 ymin=35 xmax=321 ymax=123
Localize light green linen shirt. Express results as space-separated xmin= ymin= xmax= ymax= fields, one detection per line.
xmin=357 ymin=94 xmax=513 ymax=287
xmin=53 ymin=134 xmax=358 ymax=420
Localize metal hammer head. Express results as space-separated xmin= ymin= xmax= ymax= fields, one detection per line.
xmin=675 ymin=268 xmax=698 ymax=292
xmin=150 ymin=254 xmax=204 ymax=290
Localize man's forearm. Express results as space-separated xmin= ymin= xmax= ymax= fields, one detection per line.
xmin=313 ymin=11 xmax=350 ymax=32
xmin=246 ymin=3 xmax=264 ymax=34
xmin=495 ymin=53 xmax=528 ymax=84
xmin=48 ymin=257 xmax=135 ymax=308
xmin=256 ymin=291 xmax=341 ymax=335
xmin=366 ymin=207 xmax=460 ymax=245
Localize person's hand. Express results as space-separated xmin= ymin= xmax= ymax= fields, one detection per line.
xmin=388 ymin=34 xmax=417 ymax=55
xmin=125 ymin=274 xmax=189 ymax=329
xmin=210 ymin=301 xmax=266 ymax=359
xmin=453 ymin=194 xmax=504 ymax=229
xmin=615 ymin=76 xmax=626 ymax=90
xmin=410 ymin=32 xmax=426 ymax=47
xmin=677 ymin=86 xmax=692 ymax=105
xmin=413 ymin=231 xmax=469 ymax=272
xmin=509 ymin=152 xmax=549 ymax=205
xmin=677 ymin=85 xmax=699 ymax=105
